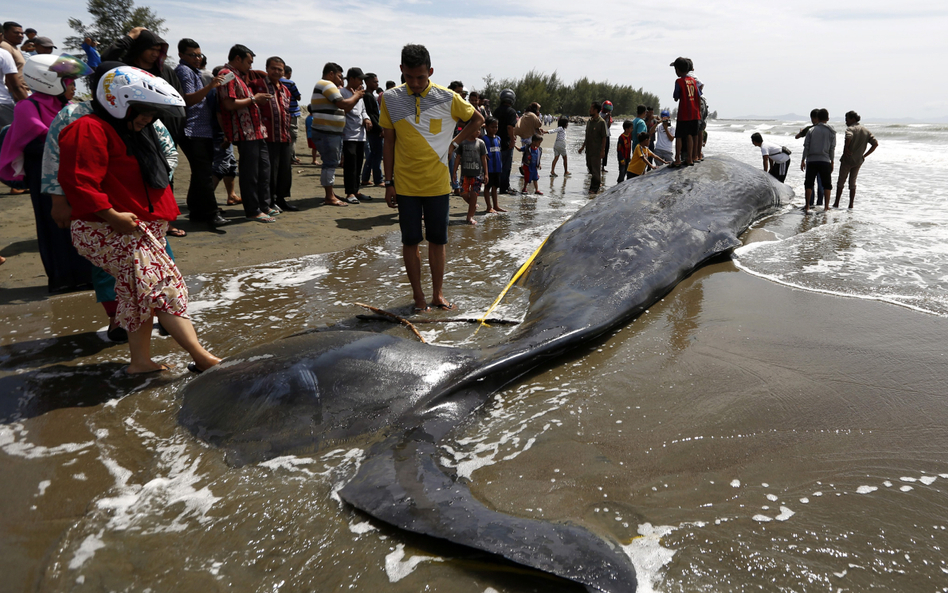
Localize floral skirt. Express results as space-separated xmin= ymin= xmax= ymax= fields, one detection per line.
xmin=71 ymin=220 xmax=189 ymax=333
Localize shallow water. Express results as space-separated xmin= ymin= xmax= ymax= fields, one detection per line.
xmin=3 ymin=122 xmax=948 ymax=592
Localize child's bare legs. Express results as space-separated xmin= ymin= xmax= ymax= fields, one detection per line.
xmin=464 ymin=190 xmax=477 ymax=225
xmin=550 ymin=154 xmax=560 ymax=175
xmin=683 ymin=135 xmax=694 ymax=165
xmin=156 ymin=311 xmax=221 ymax=371
xmin=563 ymin=154 xmax=570 ymax=175
xmin=490 ymin=186 xmax=506 ymax=212
xmin=532 ymin=180 xmax=539 ymax=194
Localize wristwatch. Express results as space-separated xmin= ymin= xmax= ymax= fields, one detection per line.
xmin=383 ymin=179 xmax=394 ymax=187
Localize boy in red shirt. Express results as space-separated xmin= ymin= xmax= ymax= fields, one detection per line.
xmin=616 ymin=120 xmax=633 ymax=182
xmin=670 ymin=57 xmax=701 ymax=167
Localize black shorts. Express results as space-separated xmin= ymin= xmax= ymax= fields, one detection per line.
xmin=677 ymin=119 xmax=700 ymax=137
xmin=397 ymin=194 xmax=450 ymax=245
xmin=485 ymin=171 xmax=500 ymax=190
xmin=804 ymin=161 xmax=833 ymax=191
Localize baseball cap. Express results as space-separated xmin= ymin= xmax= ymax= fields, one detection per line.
xmin=660 ymin=109 xmax=670 ymax=118
xmin=34 ymin=36 xmax=57 ymax=48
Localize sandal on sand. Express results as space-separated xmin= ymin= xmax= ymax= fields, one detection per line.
xmin=355 ymin=193 xmax=372 ymax=201
xmin=325 ymin=199 xmax=348 ymax=207
xmin=431 ymin=302 xmax=455 ymax=311
xmin=227 ymin=196 xmax=242 ymax=205
xmin=252 ymin=213 xmax=276 ymax=223
xmin=413 ymin=305 xmax=430 ymax=313
xmin=167 ymin=227 xmax=186 ymax=237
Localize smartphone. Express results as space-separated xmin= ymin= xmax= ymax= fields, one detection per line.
xmin=220 ymin=71 xmax=236 ymax=84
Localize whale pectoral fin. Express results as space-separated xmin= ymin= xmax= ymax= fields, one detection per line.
xmin=339 ymin=439 xmax=637 ymax=592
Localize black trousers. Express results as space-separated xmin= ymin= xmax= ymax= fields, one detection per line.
xmin=343 ymin=140 xmax=365 ymax=196
xmin=267 ymin=141 xmax=292 ymax=202
xmin=24 ymin=153 xmax=92 ymax=293
xmin=362 ymin=134 xmax=383 ymax=184
xmin=234 ymin=139 xmax=272 ymax=217
xmin=179 ymin=136 xmax=218 ymax=221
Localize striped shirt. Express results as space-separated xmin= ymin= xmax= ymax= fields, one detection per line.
xmin=310 ymin=79 xmax=345 ymax=134
xmin=379 ymin=81 xmax=476 ymax=197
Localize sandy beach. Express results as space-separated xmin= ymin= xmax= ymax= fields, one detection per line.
xmin=2 ymin=125 xmax=947 ymax=592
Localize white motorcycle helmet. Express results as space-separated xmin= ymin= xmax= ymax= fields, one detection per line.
xmin=23 ymin=54 xmax=92 ymax=95
xmin=96 ymin=66 xmax=185 ymax=119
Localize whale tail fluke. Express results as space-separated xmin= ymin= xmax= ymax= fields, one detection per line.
xmin=339 ymin=436 xmax=637 ymax=592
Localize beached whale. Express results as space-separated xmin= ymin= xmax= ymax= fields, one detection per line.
xmin=178 ymin=155 xmax=792 ymax=592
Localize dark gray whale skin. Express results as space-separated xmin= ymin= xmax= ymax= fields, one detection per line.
xmin=178 ymin=156 xmax=792 ymax=592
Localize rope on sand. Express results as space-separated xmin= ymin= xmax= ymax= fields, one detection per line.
xmin=355 ymin=303 xmax=426 ymax=343
xmin=474 ymin=236 xmax=549 ymax=336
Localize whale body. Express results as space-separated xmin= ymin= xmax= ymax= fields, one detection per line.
xmin=178 ymin=155 xmax=792 ymax=592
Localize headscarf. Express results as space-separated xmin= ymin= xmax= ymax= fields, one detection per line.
xmin=0 ymin=93 xmax=67 ymax=182
xmin=90 ymin=62 xmax=171 ymax=193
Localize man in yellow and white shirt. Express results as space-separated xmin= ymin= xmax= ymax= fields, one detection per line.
xmin=381 ymin=44 xmax=484 ymax=313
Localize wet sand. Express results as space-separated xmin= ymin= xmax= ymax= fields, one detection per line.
xmin=0 ymin=134 xmax=475 ymax=302
xmin=2 ymin=136 xmax=947 ymax=591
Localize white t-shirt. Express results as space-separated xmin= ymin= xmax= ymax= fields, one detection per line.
xmin=0 ymin=47 xmax=16 ymax=105
xmin=760 ymin=141 xmax=790 ymax=164
xmin=655 ymin=123 xmax=675 ymax=153
xmin=551 ymin=126 xmax=567 ymax=144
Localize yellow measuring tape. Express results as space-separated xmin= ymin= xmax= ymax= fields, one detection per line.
xmin=474 ymin=236 xmax=550 ymax=335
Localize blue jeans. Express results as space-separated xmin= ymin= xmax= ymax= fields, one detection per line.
xmin=314 ymin=132 xmax=343 ymax=187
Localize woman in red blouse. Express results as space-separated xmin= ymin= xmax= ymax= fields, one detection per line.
xmin=60 ymin=65 xmax=220 ymax=375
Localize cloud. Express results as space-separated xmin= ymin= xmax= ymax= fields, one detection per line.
xmin=8 ymin=0 xmax=948 ymax=119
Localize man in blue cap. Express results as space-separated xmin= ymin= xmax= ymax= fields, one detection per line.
xmin=654 ymin=109 xmax=676 ymax=164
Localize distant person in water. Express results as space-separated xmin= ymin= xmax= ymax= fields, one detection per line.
xmin=796 ymin=108 xmax=825 ymax=205
xmin=579 ymin=101 xmax=607 ymax=190
xmin=600 ymin=100 xmax=613 ymax=172
xmin=801 ymin=108 xmax=835 ymax=213
xmin=545 ymin=116 xmax=570 ymax=176
xmin=834 ymin=110 xmax=878 ymax=209
xmin=751 ymin=132 xmax=791 ymax=183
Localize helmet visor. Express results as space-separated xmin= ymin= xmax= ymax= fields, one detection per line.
xmin=50 ymin=54 xmax=94 ymax=78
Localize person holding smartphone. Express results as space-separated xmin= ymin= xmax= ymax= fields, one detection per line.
xmin=654 ymin=109 xmax=676 ymax=164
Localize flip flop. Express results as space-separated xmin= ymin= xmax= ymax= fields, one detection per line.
xmin=167 ymin=227 xmax=187 ymax=237
xmin=431 ymin=302 xmax=455 ymax=311
xmin=252 ymin=213 xmax=276 ymax=223
xmin=326 ymin=199 xmax=349 ymax=207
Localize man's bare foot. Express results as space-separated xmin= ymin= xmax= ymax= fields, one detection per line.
xmin=324 ymin=197 xmax=348 ymax=207
xmin=494 ymin=206 xmax=507 ymax=212
xmin=485 ymin=207 xmax=496 ymax=214
xmin=226 ymin=195 xmax=242 ymax=205
xmin=126 ymin=361 xmax=169 ymax=375
xmin=0 ymin=255 xmax=5 ymax=265
xmin=466 ymin=217 xmax=477 ymax=226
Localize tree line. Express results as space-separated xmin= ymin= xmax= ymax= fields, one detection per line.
xmin=479 ymin=70 xmax=662 ymax=117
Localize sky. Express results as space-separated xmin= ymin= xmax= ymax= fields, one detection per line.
xmin=9 ymin=0 xmax=948 ymax=120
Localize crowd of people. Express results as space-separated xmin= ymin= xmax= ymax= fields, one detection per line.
xmin=0 ymin=17 xmax=876 ymax=378
xmin=751 ymin=108 xmax=879 ymax=213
